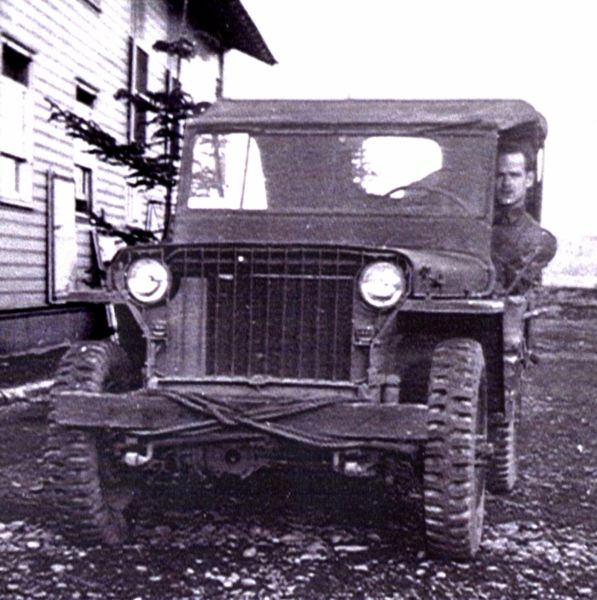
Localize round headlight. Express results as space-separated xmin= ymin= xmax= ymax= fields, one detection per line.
xmin=359 ymin=261 xmax=406 ymax=309
xmin=126 ymin=258 xmax=170 ymax=304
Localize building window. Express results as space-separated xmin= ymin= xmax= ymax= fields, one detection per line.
xmin=134 ymin=46 xmax=148 ymax=144
xmin=135 ymin=47 xmax=148 ymax=93
xmin=74 ymin=165 xmax=93 ymax=215
xmin=72 ymin=78 xmax=97 ymax=216
xmin=128 ymin=39 xmax=149 ymax=145
xmin=0 ymin=153 xmax=24 ymax=198
xmin=164 ymin=69 xmax=181 ymax=158
xmin=2 ymin=43 xmax=30 ymax=85
xmin=1 ymin=40 xmax=33 ymax=205
xmin=76 ymin=84 xmax=96 ymax=108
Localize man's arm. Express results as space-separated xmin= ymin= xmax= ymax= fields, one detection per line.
xmin=505 ymin=228 xmax=557 ymax=293
xmin=534 ymin=228 xmax=558 ymax=268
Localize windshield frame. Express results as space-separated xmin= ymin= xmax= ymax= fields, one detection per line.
xmin=179 ymin=125 xmax=498 ymax=221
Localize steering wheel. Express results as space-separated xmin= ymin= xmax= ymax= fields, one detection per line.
xmin=382 ymin=184 xmax=470 ymax=214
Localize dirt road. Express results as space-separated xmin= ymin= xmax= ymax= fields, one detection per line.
xmin=0 ymin=289 xmax=595 ymax=599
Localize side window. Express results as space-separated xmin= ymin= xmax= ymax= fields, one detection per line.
xmin=0 ymin=41 xmax=33 ymax=206
xmin=497 ymin=136 xmax=542 ymax=222
xmin=352 ymin=137 xmax=443 ymax=197
xmin=73 ymin=80 xmax=98 ymax=217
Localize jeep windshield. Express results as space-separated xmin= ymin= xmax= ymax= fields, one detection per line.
xmin=187 ymin=132 xmax=493 ymax=217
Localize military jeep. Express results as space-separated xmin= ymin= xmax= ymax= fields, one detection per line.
xmin=46 ymin=99 xmax=548 ymax=559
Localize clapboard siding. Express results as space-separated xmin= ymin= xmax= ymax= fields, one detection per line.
xmin=1 ymin=0 xmax=203 ymax=311
xmin=0 ymin=264 xmax=46 ymax=278
xmin=0 ymin=210 xmax=46 ymax=228
xmin=0 ymin=238 xmax=45 ymax=251
xmin=0 ymin=279 xmax=46 ymax=294
xmin=0 ymin=236 xmax=46 ymax=252
xmin=0 ymin=248 xmax=46 ymax=264
xmin=0 ymin=292 xmax=42 ymax=306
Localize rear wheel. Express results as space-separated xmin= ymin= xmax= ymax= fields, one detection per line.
xmin=423 ymin=338 xmax=488 ymax=560
xmin=45 ymin=341 xmax=135 ymax=545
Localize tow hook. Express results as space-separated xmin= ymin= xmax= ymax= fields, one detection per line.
xmin=333 ymin=450 xmax=379 ymax=477
xmin=124 ymin=443 xmax=154 ymax=467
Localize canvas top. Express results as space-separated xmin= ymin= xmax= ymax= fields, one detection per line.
xmin=191 ymin=99 xmax=547 ymax=138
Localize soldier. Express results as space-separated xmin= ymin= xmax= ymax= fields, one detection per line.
xmin=492 ymin=142 xmax=557 ymax=294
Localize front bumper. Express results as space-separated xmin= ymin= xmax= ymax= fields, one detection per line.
xmin=51 ymin=389 xmax=428 ymax=451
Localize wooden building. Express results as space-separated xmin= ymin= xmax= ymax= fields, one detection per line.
xmin=0 ymin=0 xmax=274 ymax=354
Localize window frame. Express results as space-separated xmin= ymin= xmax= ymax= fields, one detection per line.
xmin=0 ymin=152 xmax=26 ymax=200
xmin=2 ymin=43 xmax=30 ymax=85
xmin=127 ymin=38 xmax=149 ymax=145
xmin=0 ymin=37 xmax=34 ymax=208
xmin=71 ymin=77 xmax=98 ymax=219
xmin=74 ymin=164 xmax=93 ymax=216
xmin=186 ymin=130 xmax=491 ymax=218
xmin=75 ymin=79 xmax=98 ymax=108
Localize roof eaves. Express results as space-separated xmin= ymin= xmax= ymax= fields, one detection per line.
xmin=185 ymin=0 xmax=276 ymax=66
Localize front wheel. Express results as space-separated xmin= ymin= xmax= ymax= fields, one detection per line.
xmin=423 ymin=338 xmax=488 ymax=560
xmin=45 ymin=341 xmax=136 ymax=545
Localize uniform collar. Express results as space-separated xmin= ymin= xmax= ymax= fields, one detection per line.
xmin=494 ymin=200 xmax=526 ymax=225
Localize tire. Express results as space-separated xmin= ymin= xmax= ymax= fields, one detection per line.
xmin=488 ymin=400 xmax=518 ymax=493
xmin=423 ymin=338 xmax=488 ymax=560
xmin=45 ymin=341 xmax=135 ymax=545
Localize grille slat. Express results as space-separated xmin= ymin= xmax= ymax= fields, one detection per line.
xmin=280 ymin=248 xmax=289 ymax=377
xmin=332 ymin=248 xmax=340 ymax=379
xmin=167 ymin=246 xmax=398 ymax=381
xmin=314 ymin=249 xmax=323 ymax=379
xmin=212 ymin=247 xmax=222 ymax=373
xmin=298 ymin=250 xmax=307 ymax=378
xmin=230 ymin=248 xmax=239 ymax=374
xmin=247 ymin=248 xmax=255 ymax=377
xmin=264 ymin=247 xmax=273 ymax=375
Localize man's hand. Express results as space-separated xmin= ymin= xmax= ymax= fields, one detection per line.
xmin=504 ymin=248 xmax=545 ymax=294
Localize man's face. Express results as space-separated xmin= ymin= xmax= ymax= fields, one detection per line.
xmin=495 ymin=152 xmax=534 ymax=206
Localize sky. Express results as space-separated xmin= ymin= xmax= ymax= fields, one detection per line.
xmin=222 ymin=0 xmax=597 ymax=241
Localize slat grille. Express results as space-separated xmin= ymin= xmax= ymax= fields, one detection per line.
xmin=166 ymin=246 xmax=395 ymax=381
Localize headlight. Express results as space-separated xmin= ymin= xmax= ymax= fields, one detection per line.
xmin=126 ymin=258 xmax=170 ymax=304
xmin=359 ymin=261 xmax=406 ymax=309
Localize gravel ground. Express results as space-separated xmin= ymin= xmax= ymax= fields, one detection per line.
xmin=0 ymin=289 xmax=595 ymax=599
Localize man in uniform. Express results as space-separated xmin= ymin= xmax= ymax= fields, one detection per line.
xmin=491 ymin=142 xmax=557 ymax=294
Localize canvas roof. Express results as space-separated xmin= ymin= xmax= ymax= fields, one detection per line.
xmin=192 ymin=99 xmax=547 ymax=138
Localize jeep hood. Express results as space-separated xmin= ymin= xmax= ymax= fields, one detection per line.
xmin=172 ymin=213 xmax=494 ymax=297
